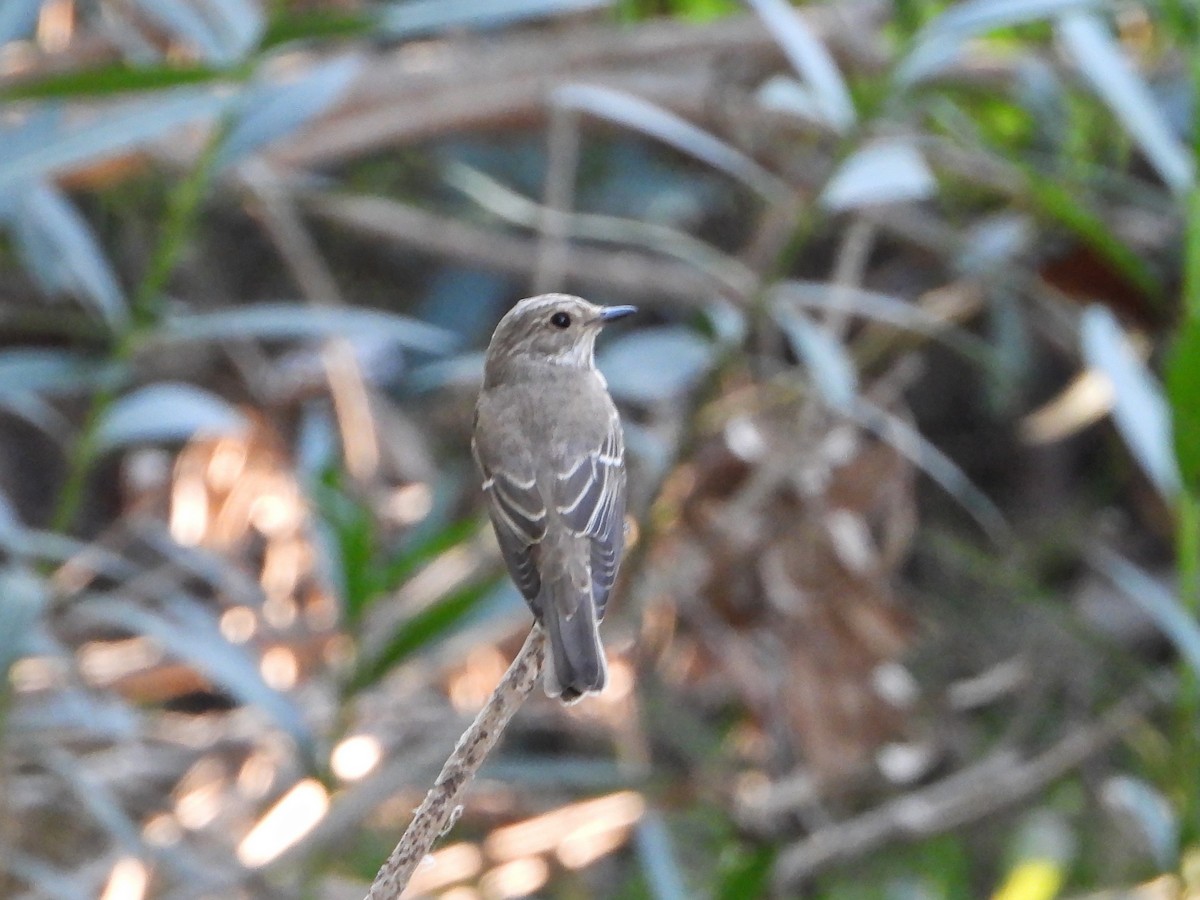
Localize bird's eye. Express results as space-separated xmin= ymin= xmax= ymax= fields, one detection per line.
xmin=550 ymin=312 xmax=571 ymax=329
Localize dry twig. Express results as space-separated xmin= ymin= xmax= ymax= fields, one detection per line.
xmin=269 ymin=7 xmax=889 ymax=169
xmin=770 ymin=692 xmax=1149 ymax=889
xmin=365 ymin=627 xmax=547 ymax=900
xmin=306 ymin=192 xmax=733 ymax=308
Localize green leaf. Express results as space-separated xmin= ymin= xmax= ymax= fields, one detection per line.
xmin=669 ymin=0 xmax=739 ymax=21
xmin=1025 ymin=169 xmax=1163 ymax=304
xmin=715 ymin=843 xmax=776 ymax=900
xmin=260 ymin=10 xmax=374 ymax=48
xmin=379 ymin=516 xmax=481 ymax=596
xmin=1167 ymin=316 xmax=1200 ymax=496
xmin=345 ymin=576 xmax=500 ymax=694
xmin=1 ymin=64 xmax=235 ymax=101
xmin=312 ymin=473 xmax=380 ymax=625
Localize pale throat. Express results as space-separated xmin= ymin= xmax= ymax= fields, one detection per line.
xmin=542 ymin=332 xmax=598 ymax=369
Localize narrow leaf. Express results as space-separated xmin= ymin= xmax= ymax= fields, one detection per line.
xmin=634 ymin=813 xmax=690 ymax=900
xmin=1091 ymin=547 xmax=1200 ymax=676
xmin=0 ymin=565 xmax=46 ymax=676
xmin=1080 ymin=305 xmax=1180 ymax=499
xmin=132 ymin=0 xmax=230 ymax=62
xmin=261 ymin=10 xmax=373 ymax=47
xmin=379 ymin=516 xmax=481 ymax=598
xmin=163 ymin=303 xmax=455 ymax=353
xmin=0 ymin=348 xmax=111 ymax=396
xmin=2 ymin=63 xmax=230 ymax=100
xmin=757 ymin=75 xmax=832 ymax=128
xmin=851 ymin=398 xmax=1008 ymax=540
xmin=1102 ymin=775 xmax=1178 ymax=867
xmin=1166 ymin=317 xmax=1200 ymax=495
xmin=216 ymin=56 xmax=362 ymax=167
xmin=0 ymin=392 xmax=71 ymax=440
xmin=553 ymin=84 xmax=786 ymax=199
xmin=1027 ymin=170 xmax=1162 ymax=302
xmin=11 ymin=182 xmax=128 ymax=326
xmin=44 ymin=749 xmax=146 ymax=853
xmin=130 ymin=0 xmax=264 ymax=65
xmin=0 ymin=89 xmax=232 ymax=191
xmin=821 ymin=139 xmax=937 ymax=211
xmin=377 ymin=0 xmax=613 ymax=38
xmin=0 ymin=491 xmax=26 ymax=555
xmin=926 ymin=0 xmax=1098 ymax=36
xmin=1057 ymin=13 xmax=1195 ymax=195
xmin=203 ymin=0 xmax=267 ymax=60
xmin=775 ymin=308 xmax=858 ymax=411
xmin=745 ymin=0 xmax=854 ymax=132
xmin=771 ymin=281 xmax=992 ymax=363
xmin=0 ymin=0 xmax=42 ymax=44
xmin=346 ymin=576 xmax=500 ymax=694
xmin=9 ymin=687 xmax=139 ymax=739
xmin=95 ymin=383 xmax=247 ymax=450
xmin=899 ymin=0 xmax=1100 ymax=85
xmin=83 ymin=596 xmax=312 ymax=749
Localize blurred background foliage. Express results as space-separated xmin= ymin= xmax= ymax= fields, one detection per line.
xmin=0 ymin=0 xmax=1198 ymax=897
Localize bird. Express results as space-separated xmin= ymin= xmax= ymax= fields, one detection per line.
xmin=473 ymin=294 xmax=635 ymax=702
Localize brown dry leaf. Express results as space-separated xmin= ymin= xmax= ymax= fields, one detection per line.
xmin=651 ymin=379 xmax=916 ymax=782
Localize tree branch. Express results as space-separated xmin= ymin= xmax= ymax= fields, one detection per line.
xmin=365 ymin=626 xmax=547 ymax=900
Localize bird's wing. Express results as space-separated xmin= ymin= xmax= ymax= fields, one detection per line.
xmin=552 ymin=414 xmax=626 ymax=620
xmin=472 ymin=423 xmax=545 ymax=602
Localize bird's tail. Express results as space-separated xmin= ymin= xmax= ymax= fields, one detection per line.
xmin=540 ymin=577 xmax=607 ymax=703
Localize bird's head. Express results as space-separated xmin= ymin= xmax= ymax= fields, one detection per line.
xmin=484 ymin=294 xmax=636 ymax=378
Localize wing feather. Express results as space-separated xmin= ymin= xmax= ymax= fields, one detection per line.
xmin=473 ymin=436 xmax=545 ymax=602
xmin=552 ymin=422 xmax=626 ymax=620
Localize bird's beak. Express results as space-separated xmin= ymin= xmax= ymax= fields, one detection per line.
xmin=598 ymin=305 xmax=637 ymax=323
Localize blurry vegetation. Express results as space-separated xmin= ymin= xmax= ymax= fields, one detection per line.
xmin=0 ymin=0 xmax=1198 ymax=898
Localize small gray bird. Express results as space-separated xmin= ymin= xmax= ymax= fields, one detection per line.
xmin=473 ymin=294 xmax=635 ymax=702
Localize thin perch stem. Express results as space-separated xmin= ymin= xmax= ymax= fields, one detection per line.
xmin=365 ymin=626 xmax=547 ymax=900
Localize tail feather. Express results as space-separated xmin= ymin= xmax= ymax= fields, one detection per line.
xmin=540 ymin=583 xmax=607 ymax=703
